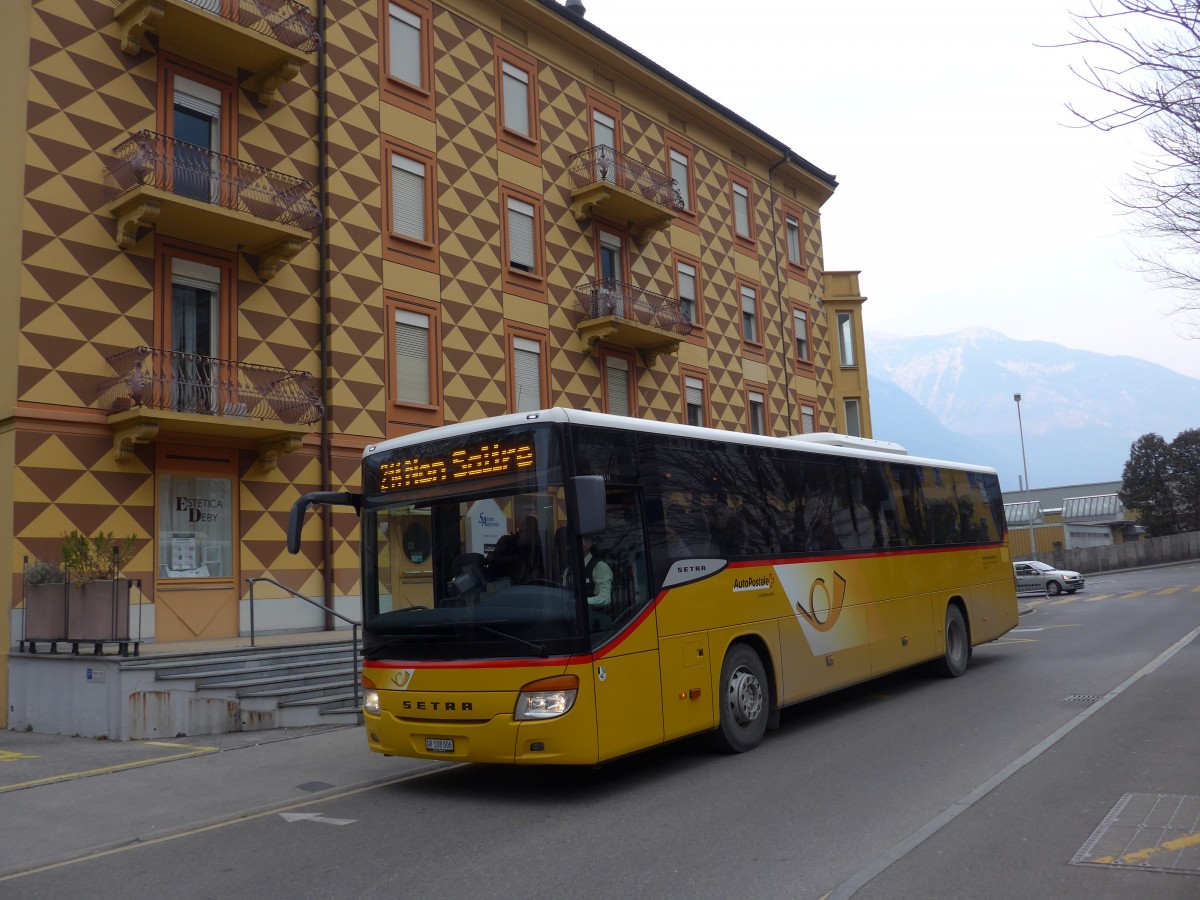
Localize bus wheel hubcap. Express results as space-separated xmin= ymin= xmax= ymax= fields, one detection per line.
xmin=727 ymin=667 xmax=762 ymax=727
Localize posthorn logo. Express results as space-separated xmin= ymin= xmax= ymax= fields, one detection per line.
xmin=391 ymin=669 xmax=415 ymax=689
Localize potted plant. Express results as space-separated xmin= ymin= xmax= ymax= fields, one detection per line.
xmin=62 ymin=531 xmax=138 ymax=643
xmin=23 ymin=558 xmax=67 ymax=644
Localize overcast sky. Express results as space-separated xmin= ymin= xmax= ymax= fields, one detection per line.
xmin=584 ymin=0 xmax=1200 ymax=380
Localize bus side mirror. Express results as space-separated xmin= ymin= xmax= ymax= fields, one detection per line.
xmin=572 ymin=475 xmax=606 ymax=536
xmin=287 ymin=491 xmax=362 ymax=554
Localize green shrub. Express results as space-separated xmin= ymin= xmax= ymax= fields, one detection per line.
xmin=60 ymin=531 xmax=138 ymax=586
xmin=24 ymin=560 xmax=65 ymax=585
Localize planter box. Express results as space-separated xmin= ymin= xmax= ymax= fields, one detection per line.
xmin=67 ymin=579 xmax=132 ymax=642
xmin=25 ymin=582 xmax=69 ymax=641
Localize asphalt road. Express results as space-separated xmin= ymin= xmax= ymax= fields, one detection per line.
xmin=6 ymin=562 xmax=1200 ymax=899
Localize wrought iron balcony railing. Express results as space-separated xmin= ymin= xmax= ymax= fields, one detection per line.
xmin=97 ymin=346 xmax=323 ymax=426
xmin=568 ymin=146 xmax=685 ymax=212
xmin=106 ymin=130 xmax=321 ymax=232
xmin=115 ymin=0 xmax=320 ymax=53
xmin=574 ymin=278 xmax=692 ymax=335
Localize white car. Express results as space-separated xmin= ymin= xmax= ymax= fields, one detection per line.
xmin=1013 ymin=560 xmax=1085 ymax=596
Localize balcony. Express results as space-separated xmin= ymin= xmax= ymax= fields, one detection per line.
xmin=105 ymin=131 xmax=320 ymax=280
xmin=114 ymin=0 xmax=318 ymax=105
xmin=567 ymin=147 xmax=683 ymax=246
xmin=96 ymin=346 xmax=323 ymax=469
xmin=574 ymin=279 xmax=691 ymax=366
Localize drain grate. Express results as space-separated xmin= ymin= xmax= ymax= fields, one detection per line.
xmin=1072 ymin=793 xmax=1200 ymax=875
xmin=1065 ymin=694 xmax=1105 ymax=703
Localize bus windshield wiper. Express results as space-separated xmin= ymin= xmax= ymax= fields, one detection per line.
xmin=479 ymin=624 xmax=548 ymax=657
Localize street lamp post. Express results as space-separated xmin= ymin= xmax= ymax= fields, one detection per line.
xmin=1014 ymin=393 xmax=1036 ymax=559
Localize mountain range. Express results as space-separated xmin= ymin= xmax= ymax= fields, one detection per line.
xmin=862 ymin=328 xmax=1200 ymax=492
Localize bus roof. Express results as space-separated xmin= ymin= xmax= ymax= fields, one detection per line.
xmin=364 ymin=408 xmax=1000 ymax=476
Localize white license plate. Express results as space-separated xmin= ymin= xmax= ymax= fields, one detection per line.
xmin=425 ymin=738 xmax=454 ymax=753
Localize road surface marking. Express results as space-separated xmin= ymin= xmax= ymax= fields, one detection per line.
xmin=0 ymin=742 xmax=217 ymax=794
xmin=279 ymin=812 xmax=356 ymax=826
xmin=1049 ymin=596 xmax=1076 ymax=606
xmin=1091 ymin=829 xmax=1200 ymax=865
xmin=1082 ymin=594 xmax=1114 ymax=603
xmin=0 ymin=750 xmax=40 ymax=762
xmin=1156 ymin=587 xmax=1182 ymax=595
xmin=1123 ymin=590 xmax=1148 ymax=598
xmin=825 ymin=622 xmax=1200 ymax=900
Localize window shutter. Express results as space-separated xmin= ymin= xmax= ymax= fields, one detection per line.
xmin=678 ymin=262 xmax=696 ymax=324
xmin=741 ymin=286 xmax=757 ymax=342
xmin=801 ymin=404 xmax=816 ymax=434
xmin=733 ymin=183 xmax=750 ymax=237
xmin=786 ymin=215 xmax=801 ymax=264
xmin=507 ymin=198 xmax=536 ymax=271
xmin=391 ymin=154 xmax=426 ymax=240
xmin=394 ymin=309 xmax=430 ymax=404
xmin=794 ymin=308 xmax=808 ymax=360
xmin=606 ymin=356 xmax=629 ymax=416
xmin=502 ymin=62 xmax=530 ymax=136
xmin=513 ymin=337 xmax=541 ymax=412
xmin=388 ymin=4 xmax=422 ymax=88
xmin=670 ymin=150 xmax=689 ymax=210
xmin=749 ymin=391 xmax=765 ymax=434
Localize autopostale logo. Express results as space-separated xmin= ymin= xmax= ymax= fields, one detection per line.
xmin=390 ymin=669 xmax=415 ymax=689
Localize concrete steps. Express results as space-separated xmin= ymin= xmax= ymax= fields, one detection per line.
xmin=118 ymin=639 xmax=363 ymax=735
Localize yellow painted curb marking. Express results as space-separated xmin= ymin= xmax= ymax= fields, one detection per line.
xmin=0 ymin=742 xmax=217 ymax=794
xmin=1091 ymin=829 xmax=1200 ymax=865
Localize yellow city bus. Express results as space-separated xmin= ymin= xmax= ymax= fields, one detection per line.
xmin=287 ymin=409 xmax=1017 ymax=764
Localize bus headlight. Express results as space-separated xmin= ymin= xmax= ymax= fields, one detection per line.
xmin=514 ymin=675 xmax=579 ymax=720
xmin=364 ymin=689 xmax=381 ymax=715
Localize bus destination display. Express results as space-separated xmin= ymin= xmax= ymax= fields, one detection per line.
xmin=378 ymin=439 xmax=535 ymax=493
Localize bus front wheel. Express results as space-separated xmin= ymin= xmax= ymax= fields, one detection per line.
xmin=936 ymin=604 xmax=970 ymax=678
xmin=711 ymin=644 xmax=769 ymax=753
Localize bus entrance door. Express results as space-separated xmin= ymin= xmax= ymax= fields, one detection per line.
xmin=388 ymin=511 xmax=434 ymax=610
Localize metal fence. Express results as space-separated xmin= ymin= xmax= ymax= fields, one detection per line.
xmin=574 ymin=278 xmax=692 ymax=335
xmin=106 ymin=130 xmax=320 ymax=232
xmin=96 ymin=346 xmax=323 ymax=426
xmin=567 ymin=145 xmax=684 ymax=211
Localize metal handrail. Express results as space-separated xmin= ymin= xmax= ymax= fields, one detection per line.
xmin=111 ymin=0 xmax=320 ymax=53
xmin=574 ymin=277 xmax=693 ymax=335
xmin=245 ymin=576 xmax=361 ymax=712
xmin=106 ymin=130 xmax=321 ymax=231
xmin=95 ymin=346 xmax=324 ymax=425
xmin=567 ymin=145 xmax=684 ymax=211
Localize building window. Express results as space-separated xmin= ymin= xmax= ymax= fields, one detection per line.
xmin=844 ymin=398 xmax=862 ymax=437
xmin=664 ymin=132 xmax=697 ymax=228
xmin=793 ymin=306 xmax=810 ymax=363
xmin=603 ymin=350 xmax=634 ymax=416
xmin=386 ymin=294 xmax=442 ymax=432
xmin=740 ymin=283 xmax=760 ymax=345
xmin=381 ymin=0 xmax=433 ymax=118
xmin=729 ymin=168 xmax=755 ymax=252
xmin=500 ymin=184 xmax=545 ymax=301
xmin=507 ymin=325 xmax=549 ymax=412
xmin=495 ymin=42 xmax=540 ymax=164
xmin=677 ymin=260 xmax=698 ymax=326
xmin=155 ymin=239 xmax=235 ymax=415
xmin=748 ymin=389 xmax=766 ymax=435
xmin=681 ymin=367 xmax=709 ymax=427
xmin=781 ymin=200 xmax=809 ymax=276
xmin=382 ymin=138 xmax=437 ymax=271
xmin=800 ymin=400 xmax=816 ymax=435
xmin=786 ymin=215 xmax=802 ymax=265
xmin=837 ymin=311 xmax=857 ymax=367
xmin=158 ymin=58 xmax=236 ymax=207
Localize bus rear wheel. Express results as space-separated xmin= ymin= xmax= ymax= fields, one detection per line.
xmin=711 ymin=644 xmax=769 ymax=753
xmin=936 ymin=604 xmax=969 ymax=678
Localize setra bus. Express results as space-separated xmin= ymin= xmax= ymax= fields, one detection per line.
xmin=287 ymin=408 xmax=1018 ymax=764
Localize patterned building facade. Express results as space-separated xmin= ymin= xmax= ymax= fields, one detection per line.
xmin=1 ymin=0 xmax=868 ymax=727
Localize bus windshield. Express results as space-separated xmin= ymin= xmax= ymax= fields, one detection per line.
xmin=360 ymin=424 xmax=588 ymax=660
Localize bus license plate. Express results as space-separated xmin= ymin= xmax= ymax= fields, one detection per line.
xmin=425 ymin=738 xmax=454 ymax=753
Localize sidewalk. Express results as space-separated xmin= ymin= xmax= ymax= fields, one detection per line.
xmin=0 ymin=724 xmax=447 ymax=877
